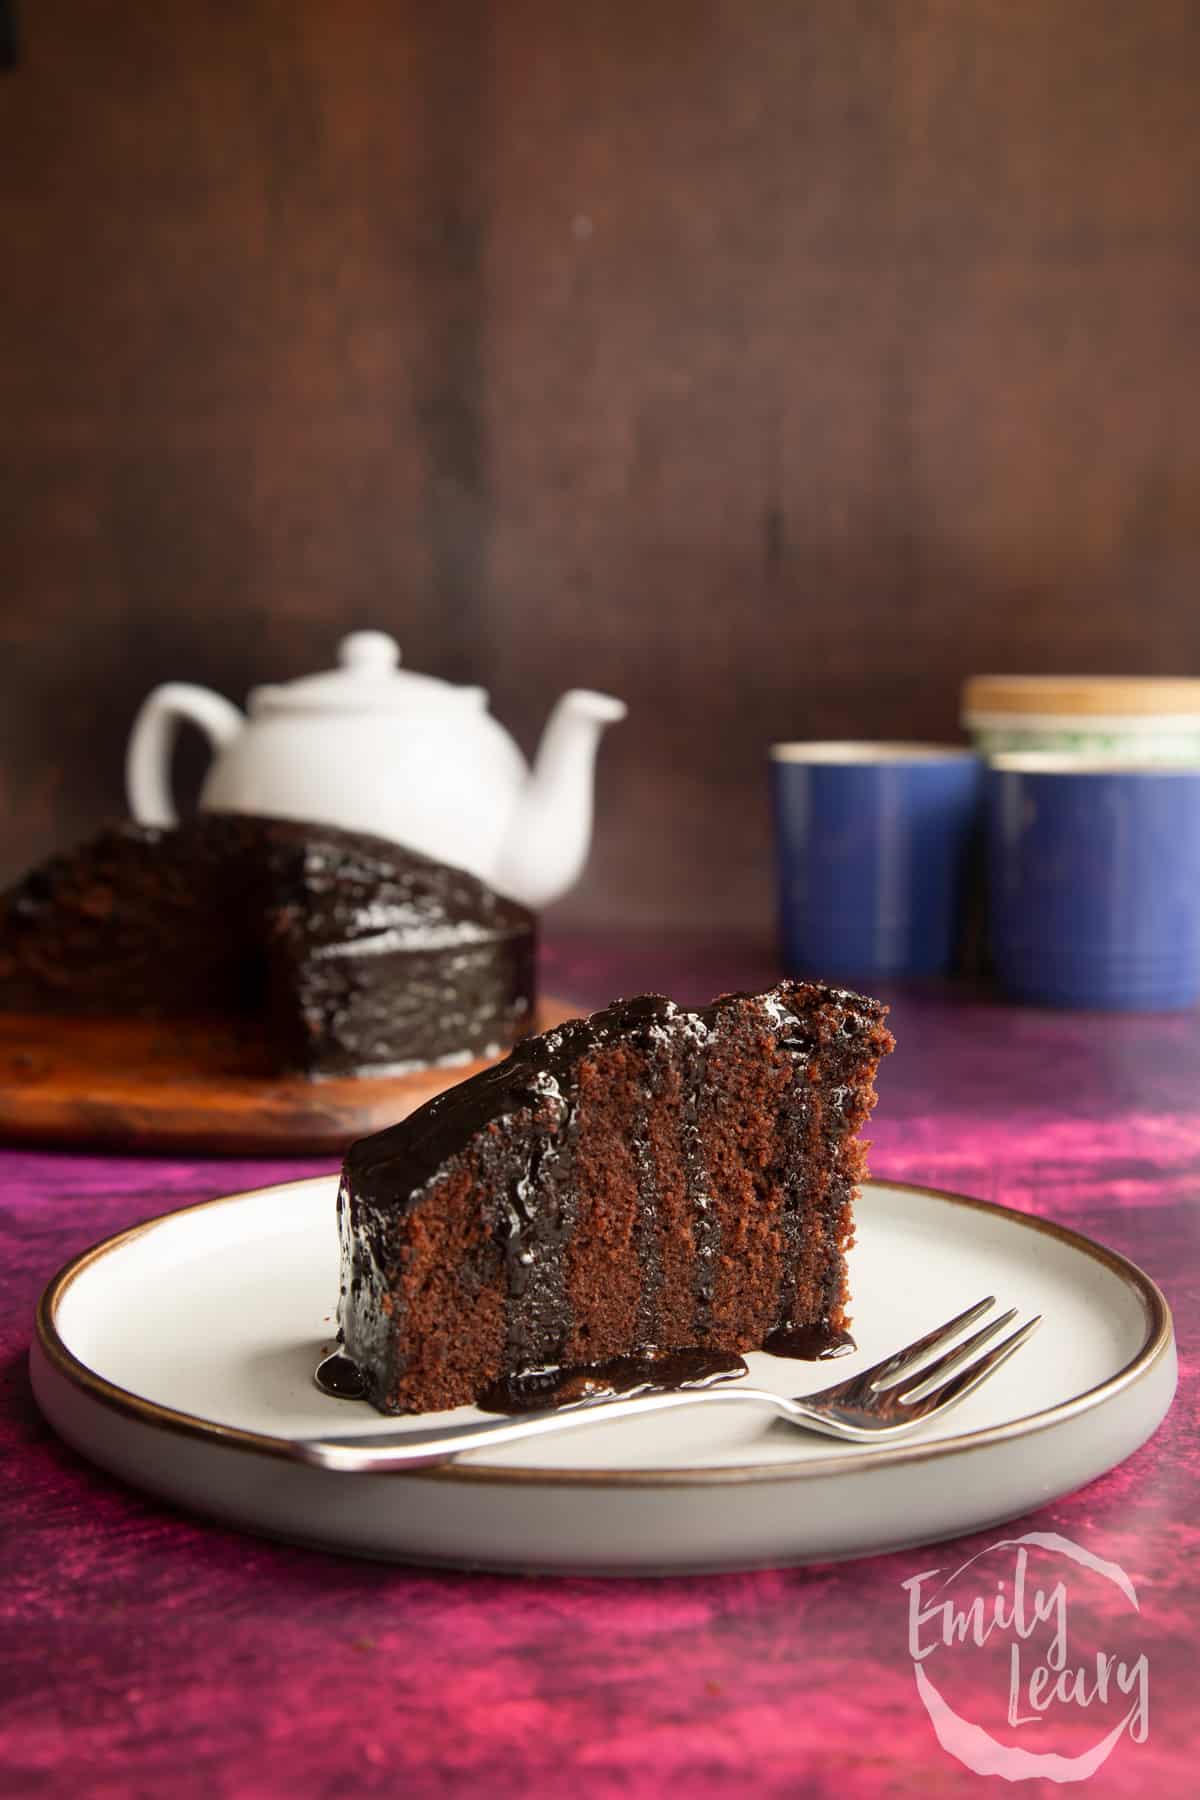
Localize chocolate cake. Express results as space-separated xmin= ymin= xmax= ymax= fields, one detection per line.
xmin=337 ymin=981 xmax=893 ymax=1413
xmin=0 ymin=815 xmax=535 ymax=1077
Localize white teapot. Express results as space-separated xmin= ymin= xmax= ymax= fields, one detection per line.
xmin=125 ymin=630 xmax=626 ymax=909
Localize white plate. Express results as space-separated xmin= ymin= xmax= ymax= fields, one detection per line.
xmin=31 ymin=1176 xmax=1176 ymax=1574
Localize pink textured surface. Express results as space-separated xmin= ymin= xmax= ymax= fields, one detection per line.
xmin=1 ymin=935 xmax=1196 ymax=1797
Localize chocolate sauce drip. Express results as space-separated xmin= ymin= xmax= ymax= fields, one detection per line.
xmin=762 ymin=1320 xmax=856 ymax=1360
xmin=478 ymin=1346 xmax=748 ymax=1414
xmin=498 ymin=1124 xmax=545 ymax=1359
xmin=680 ymin=1024 xmax=718 ymax=1338
xmin=772 ymin=1020 xmax=813 ymax=1325
xmin=498 ymin=1085 xmax=578 ymax=1371
xmin=776 ymin=1035 xmax=867 ymax=1330
xmin=314 ymin=1351 xmax=369 ymax=1399
xmin=819 ymin=1172 xmax=856 ymax=1321
xmin=631 ymin=1047 xmax=665 ymax=1346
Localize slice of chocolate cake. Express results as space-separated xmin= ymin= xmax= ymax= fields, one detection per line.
xmin=0 ymin=815 xmax=535 ymax=1077
xmin=337 ymin=981 xmax=893 ymax=1413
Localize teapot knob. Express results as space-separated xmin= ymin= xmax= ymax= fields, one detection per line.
xmin=338 ymin=630 xmax=401 ymax=674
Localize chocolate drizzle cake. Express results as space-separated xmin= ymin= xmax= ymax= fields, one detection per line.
xmin=337 ymin=980 xmax=893 ymax=1413
xmin=0 ymin=815 xmax=535 ymax=1076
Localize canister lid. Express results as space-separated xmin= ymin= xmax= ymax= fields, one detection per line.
xmin=962 ymin=674 xmax=1200 ymax=720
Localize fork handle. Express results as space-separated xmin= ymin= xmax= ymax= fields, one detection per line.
xmin=295 ymin=1385 xmax=780 ymax=1473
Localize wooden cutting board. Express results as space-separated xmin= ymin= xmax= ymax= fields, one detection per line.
xmin=0 ymin=999 xmax=578 ymax=1156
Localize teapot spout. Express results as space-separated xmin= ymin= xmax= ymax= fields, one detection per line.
xmin=496 ymin=690 xmax=626 ymax=909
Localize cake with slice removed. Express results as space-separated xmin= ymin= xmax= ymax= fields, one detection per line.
xmin=336 ymin=980 xmax=893 ymax=1414
xmin=0 ymin=815 xmax=535 ymax=1077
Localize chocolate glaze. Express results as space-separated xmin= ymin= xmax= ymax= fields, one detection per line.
xmin=763 ymin=1320 xmax=857 ymax=1360
xmin=344 ymin=986 xmax=882 ymax=1210
xmin=346 ymin=995 xmax=686 ymax=1202
xmin=682 ymin=1023 xmax=718 ymax=1336
xmin=315 ymin=1323 xmax=851 ymax=1411
xmin=498 ymin=1084 xmax=578 ymax=1373
xmin=630 ymin=1038 xmax=667 ymax=1345
xmin=478 ymin=1347 xmax=748 ymax=1414
xmin=314 ymin=1351 xmax=370 ymax=1400
xmin=772 ymin=1029 xmax=814 ymax=1327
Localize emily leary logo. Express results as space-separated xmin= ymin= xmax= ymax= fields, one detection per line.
xmin=902 ymin=1531 xmax=1150 ymax=1783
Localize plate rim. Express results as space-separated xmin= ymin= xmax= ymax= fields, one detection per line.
xmin=33 ymin=1174 xmax=1175 ymax=1490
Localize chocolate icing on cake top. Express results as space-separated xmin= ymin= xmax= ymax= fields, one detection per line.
xmin=344 ymin=984 xmax=882 ymax=1205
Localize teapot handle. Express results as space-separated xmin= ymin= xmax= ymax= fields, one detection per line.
xmin=125 ymin=683 xmax=245 ymax=827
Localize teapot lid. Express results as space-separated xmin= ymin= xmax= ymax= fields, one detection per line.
xmin=248 ymin=631 xmax=485 ymax=716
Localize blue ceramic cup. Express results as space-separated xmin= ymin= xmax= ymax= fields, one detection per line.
xmin=770 ymin=743 xmax=983 ymax=980
xmin=987 ymin=755 xmax=1200 ymax=1011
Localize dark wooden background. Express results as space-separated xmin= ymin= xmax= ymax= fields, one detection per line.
xmin=3 ymin=1 xmax=1199 ymax=929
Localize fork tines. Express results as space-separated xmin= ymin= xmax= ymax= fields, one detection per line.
xmin=858 ymin=1296 xmax=1042 ymax=1414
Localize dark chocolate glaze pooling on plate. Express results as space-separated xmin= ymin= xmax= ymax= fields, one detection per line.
xmin=763 ymin=1321 xmax=857 ymax=1360
xmin=314 ymin=1351 xmax=369 ymax=1400
xmin=315 ymin=1325 xmax=855 ymax=1413
xmin=478 ymin=1346 xmax=748 ymax=1413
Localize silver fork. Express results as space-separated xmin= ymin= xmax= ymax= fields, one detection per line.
xmin=295 ymin=1297 xmax=1040 ymax=1473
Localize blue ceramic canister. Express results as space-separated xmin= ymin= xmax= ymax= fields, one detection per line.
xmin=770 ymin=743 xmax=983 ymax=981
xmin=987 ymin=754 xmax=1200 ymax=1011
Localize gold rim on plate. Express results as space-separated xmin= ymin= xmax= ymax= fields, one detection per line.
xmin=33 ymin=1176 xmax=1174 ymax=1489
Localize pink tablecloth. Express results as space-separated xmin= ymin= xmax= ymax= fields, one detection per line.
xmin=1 ymin=935 xmax=1195 ymax=1797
